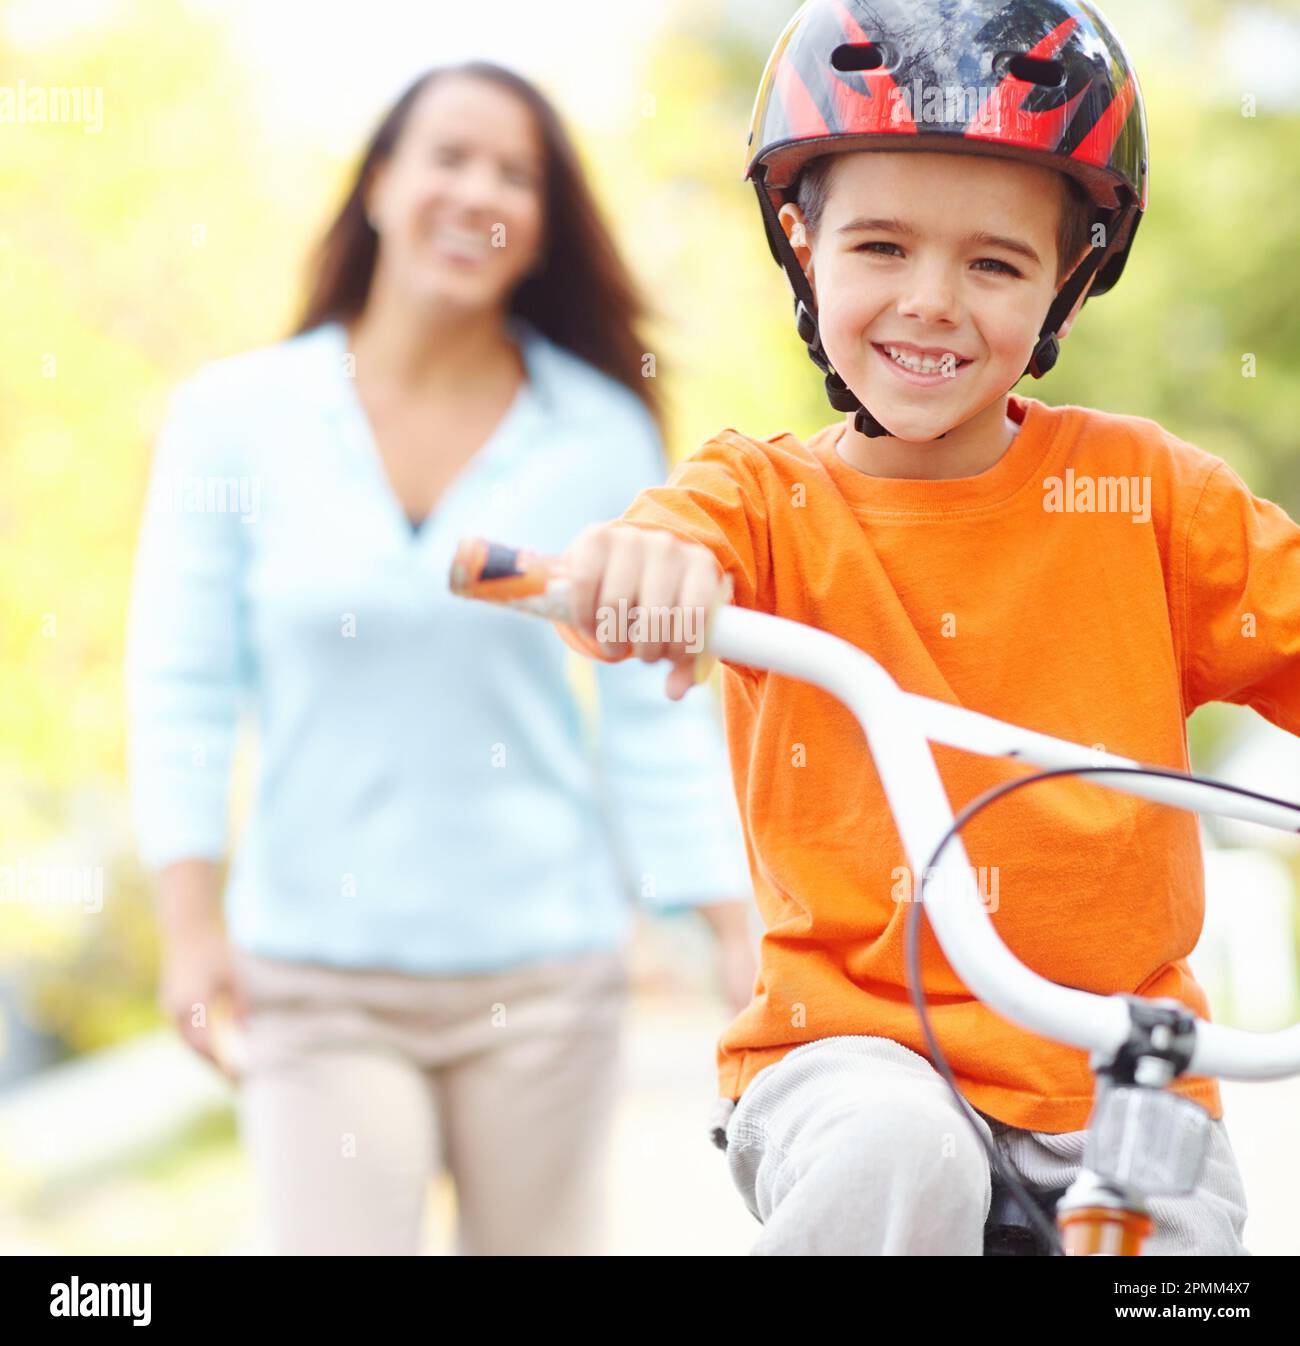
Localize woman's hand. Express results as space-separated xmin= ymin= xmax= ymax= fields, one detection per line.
xmin=156 ymin=860 xmax=248 ymax=1083
xmin=158 ymin=926 xmax=247 ymax=1082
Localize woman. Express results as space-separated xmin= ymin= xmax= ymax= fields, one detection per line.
xmin=125 ymin=60 xmax=754 ymax=1256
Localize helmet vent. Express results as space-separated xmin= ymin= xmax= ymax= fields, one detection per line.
xmin=830 ymin=42 xmax=889 ymax=73
xmin=1004 ymin=53 xmax=1066 ymax=87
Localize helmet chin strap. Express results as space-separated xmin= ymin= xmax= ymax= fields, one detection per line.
xmin=754 ymin=176 xmax=1133 ymax=442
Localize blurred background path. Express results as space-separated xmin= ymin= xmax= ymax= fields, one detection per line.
xmin=2 ymin=979 xmax=1295 ymax=1256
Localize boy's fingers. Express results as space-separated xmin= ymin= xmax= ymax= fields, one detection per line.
xmin=635 ymin=531 xmax=688 ymax=663
xmin=564 ymin=524 xmax=612 ymax=634
xmin=678 ymin=548 xmax=726 ymax=660
xmin=596 ymin=527 xmax=649 ymax=655
xmin=665 ymin=661 xmax=695 ymax=700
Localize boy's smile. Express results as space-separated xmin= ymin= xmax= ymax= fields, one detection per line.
xmin=780 ymin=148 xmax=1095 ymax=480
xmin=872 ymin=340 xmax=974 ymax=384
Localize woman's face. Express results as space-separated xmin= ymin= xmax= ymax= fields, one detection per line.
xmin=779 ymin=149 xmax=1075 ymax=443
xmin=365 ymin=75 xmax=546 ymax=314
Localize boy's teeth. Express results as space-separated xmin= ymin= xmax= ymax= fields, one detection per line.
xmin=885 ymin=345 xmax=959 ymax=373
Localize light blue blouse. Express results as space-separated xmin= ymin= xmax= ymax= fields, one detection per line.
xmin=125 ymin=315 xmax=750 ymax=973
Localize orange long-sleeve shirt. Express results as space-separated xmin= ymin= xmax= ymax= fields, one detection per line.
xmin=556 ymin=393 xmax=1300 ymax=1132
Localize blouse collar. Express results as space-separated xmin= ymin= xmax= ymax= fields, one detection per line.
xmin=309 ymin=311 xmax=554 ymax=421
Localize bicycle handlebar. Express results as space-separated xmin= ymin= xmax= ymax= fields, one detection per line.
xmin=449 ymin=537 xmax=1300 ymax=1083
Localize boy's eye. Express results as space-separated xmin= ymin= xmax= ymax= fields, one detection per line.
xmin=854 ymin=241 xmax=1022 ymax=279
xmin=973 ymin=258 xmax=1022 ymax=277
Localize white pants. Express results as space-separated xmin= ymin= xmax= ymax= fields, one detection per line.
xmin=721 ymin=1035 xmax=1251 ymax=1256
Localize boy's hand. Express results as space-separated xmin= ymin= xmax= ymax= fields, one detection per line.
xmin=563 ymin=523 xmax=728 ymax=701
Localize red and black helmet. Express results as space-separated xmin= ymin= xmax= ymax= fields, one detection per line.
xmin=744 ymin=0 xmax=1149 ymax=436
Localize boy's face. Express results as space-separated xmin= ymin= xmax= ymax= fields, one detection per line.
xmin=780 ymin=149 xmax=1091 ymax=444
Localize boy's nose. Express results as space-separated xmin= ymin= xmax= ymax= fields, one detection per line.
xmin=897 ymin=268 xmax=959 ymax=326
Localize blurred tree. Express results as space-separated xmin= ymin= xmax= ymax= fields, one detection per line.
xmin=0 ymin=0 xmax=336 ymax=1050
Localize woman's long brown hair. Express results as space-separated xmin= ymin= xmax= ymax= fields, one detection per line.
xmin=293 ymin=61 xmax=665 ymax=440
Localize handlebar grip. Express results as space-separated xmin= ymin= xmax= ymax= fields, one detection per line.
xmin=450 ymin=537 xmax=577 ymax=617
xmin=449 ymin=536 xmax=732 ymax=683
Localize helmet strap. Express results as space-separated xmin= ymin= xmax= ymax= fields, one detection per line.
xmin=755 ymin=175 xmax=904 ymax=439
xmin=1025 ymin=200 xmax=1134 ymax=380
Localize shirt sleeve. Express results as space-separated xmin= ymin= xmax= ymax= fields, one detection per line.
xmin=124 ymin=377 xmax=250 ymax=870
xmin=614 ymin=431 xmax=769 ymax=612
xmin=1181 ymin=459 xmax=1300 ymax=735
xmin=567 ymin=404 xmax=753 ymax=913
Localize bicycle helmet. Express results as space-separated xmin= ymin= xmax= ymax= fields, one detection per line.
xmin=745 ymin=0 xmax=1149 ymax=437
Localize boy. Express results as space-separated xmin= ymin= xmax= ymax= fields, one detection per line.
xmin=554 ymin=0 xmax=1297 ymax=1254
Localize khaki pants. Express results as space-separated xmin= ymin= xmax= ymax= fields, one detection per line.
xmin=231 ymin=943 xmax=628 ymax=1256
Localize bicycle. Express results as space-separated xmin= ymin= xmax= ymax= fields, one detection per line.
xmin=449 ymin=536 xmax=1300 ymax=1256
